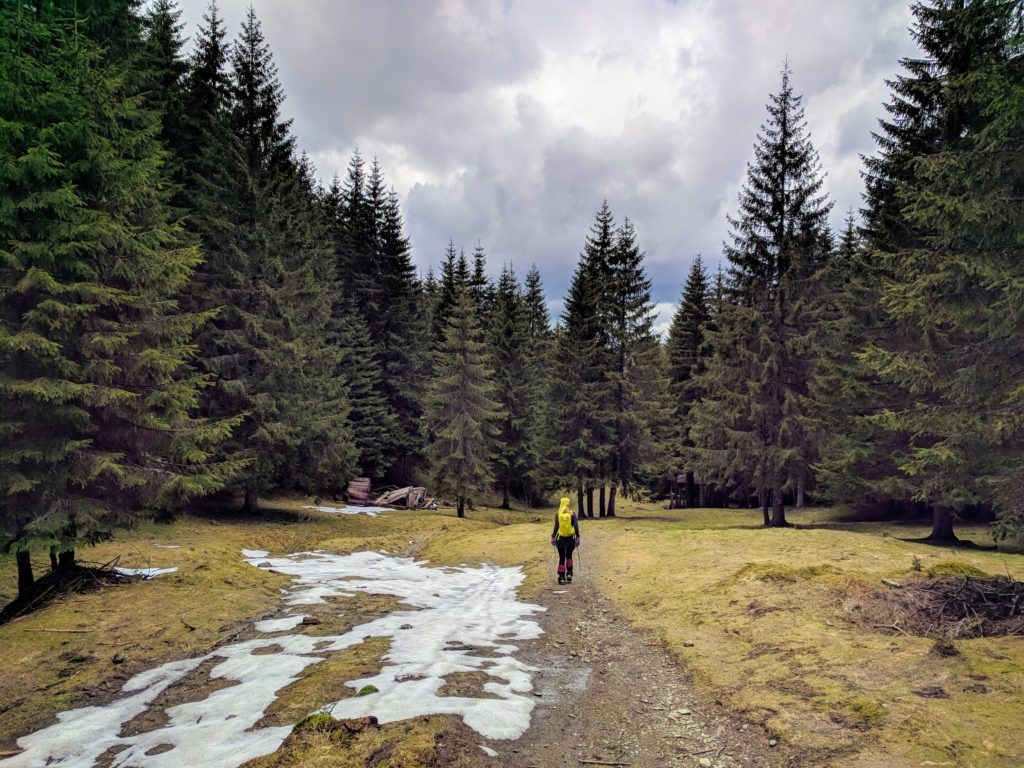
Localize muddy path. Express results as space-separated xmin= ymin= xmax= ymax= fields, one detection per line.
xmin=480 ymin=557 xmax=806 ymax=768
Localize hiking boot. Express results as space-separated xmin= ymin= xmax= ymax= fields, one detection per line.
xmin=557 ymin=574 xmax=566 ymax=585
xmin=566 ymin=572 xmax=573 ymax=583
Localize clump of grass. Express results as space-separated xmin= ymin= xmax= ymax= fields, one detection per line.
xmin=847 ymin=696 xmax=886 ymax=727
xmin=293 ymin=713 xmax=339 ymax=733
xmin=931 ymin=636 xmax=961 ymax=657
xmin=926 ymin=561 xmax=989 ymax=579
xmin=911 ymin=555 xmax=923 ymax=572
xmin=733 ymin=562 xmax=840 ymax=583
xmin=357 ymin=684 xmax=378 ymax=697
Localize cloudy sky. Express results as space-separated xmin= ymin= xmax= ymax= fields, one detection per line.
xmin=175 ymin=0 xmax=917 ymax=331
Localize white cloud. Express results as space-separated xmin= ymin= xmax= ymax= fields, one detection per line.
xmin=174 ymin=0 xmax=917 ymax=304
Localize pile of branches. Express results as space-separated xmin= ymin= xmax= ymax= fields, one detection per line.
xmin=0 ymin=559 xmax=129 ymax=624
xmin=885 ymin=575 xmax=1024 ymax=638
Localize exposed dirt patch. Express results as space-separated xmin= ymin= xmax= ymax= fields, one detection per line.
xmin=118 ymin=655 xmax=239 ymax=737
xmin=483 ymin=568 xmax=808 ymax=768
xmin=437 ymin=671 xmax=503 ymax=700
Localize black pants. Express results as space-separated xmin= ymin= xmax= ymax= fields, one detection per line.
xmin=556 ymin=537 xmax=576 ymax=574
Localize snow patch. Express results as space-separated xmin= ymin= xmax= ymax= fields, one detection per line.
xmin=114 ymin=567 xmax=179 ymax=579
xmin=480 ymin=745 xmax=499 ymax=757
xmin=306 ymin=504 xmax=393 ymax=517
xmin=254 ymin=614 xmax=306 ymax=633
xmin=153 ymin=544 xmax=181 ymax=549
xmin=2 ymin=551 xmax=543 ymax=768
xmin=240 ymin=549 xmax=269 ymax=558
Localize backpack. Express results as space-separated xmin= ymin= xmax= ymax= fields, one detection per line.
xmin=557 ymin=509 xmax=576 ymax=538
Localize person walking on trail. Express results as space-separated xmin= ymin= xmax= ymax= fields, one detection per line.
xmin=551 ymin=497 xmax=580 ymax=584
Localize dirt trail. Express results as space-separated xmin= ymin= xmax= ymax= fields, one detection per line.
xmin=482 ymin=556 xmax=804 ymax=768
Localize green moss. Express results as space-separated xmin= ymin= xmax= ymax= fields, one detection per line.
xmin=293 ymin=713 xmax=339 ymax=733
xmin=848 ymin=696 xmax=885 ymax=726
xmin=733 ymin=562 xmax=840 ymax=583
xmin=927 ymin=561 xmax=989 ymax=579
xmin=356 ymin=685 xmax=378 ymax=697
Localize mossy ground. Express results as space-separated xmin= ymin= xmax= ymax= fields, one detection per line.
xmin=587 ymin=501 xmax=1024 ymax=768
xmin=1 ymin=496 xmax=1021 ymax=767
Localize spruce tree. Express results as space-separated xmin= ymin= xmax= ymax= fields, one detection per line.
xmin=665 ymin=256 xmax=711 ymax=504
xmin=603 ymin=218 xmax=664 ymax=515
xmin=469 ymin=244 xmax=495 ymax=325
xmin=489 ymin=266 xmax=532 ymax=508
xmin=187 ymin=8 xmax=355 ymax=510
xmin=139 ymin=0 xmax=189 ymax=194
xmin=691 ymin=65 xmax=833 ymax=526
xmin=426 ymin=289 xmax=500 ymax=518
xmin=374 ymin=186 xmax=430 ymax=483
xmin=522 ymin=265 xmax=557 ymax=503
xmin=553 ymin=202 xmax=616 ymax=516
xmin=434 ymin=240 xmax=469 ymax=344
xmin=321 ymin=180 xmax=395 ymax=482
xmin=859 ymin=0 xmax=1024 ymax=543
xmin=0 ymin=3 xmax=238 ymax=600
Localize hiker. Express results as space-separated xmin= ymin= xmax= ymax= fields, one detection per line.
xmin=550 ymin=497 xmax=580 ymax=584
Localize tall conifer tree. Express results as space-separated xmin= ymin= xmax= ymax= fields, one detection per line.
xmin=426 ymin=290 xmax=500 ymax=518
xmin=0 ymin=3 xmax=238 ymax=599
xmin=489 ymin=266 xmax=532 ymax=508
xmin=859 ymin=0 xmax=1024 ymax=542
xmin=691 ymin=65 xmax=832 ymax=526
xmin=603 ymin=218 xmax=664 ymax=515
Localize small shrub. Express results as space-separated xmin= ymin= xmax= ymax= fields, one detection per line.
xmin=357 ymin=684 xmax=379 ymax=697
xmin=911 ymin=556 xmax=922 ymax=572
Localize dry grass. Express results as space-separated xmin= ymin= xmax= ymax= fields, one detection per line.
xmin=587 ymin=499 xmax=1024 ymax=768
xmin=0 ymin=496 xmax=546 ymax=763
xmin=3 ymin=494 xmax=1021 ymax=768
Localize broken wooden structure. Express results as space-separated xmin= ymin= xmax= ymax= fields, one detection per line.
xmin=346 ymin=477 xmax=373 ymax=506
xmin=346 ymin=478 xmax=434 ymax=509
xmin=373 ymin=486 xmax=428 ymax=508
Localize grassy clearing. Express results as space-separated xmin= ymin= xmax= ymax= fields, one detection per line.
xmin=0 ymin=496 xmax=545 ymax=760
xmin=3 ymin=495 xmax=1021 ymax=767
xmin=588 ymin=500 xmax=1024 ymax=768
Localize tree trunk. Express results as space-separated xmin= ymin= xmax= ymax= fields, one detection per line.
xmin=57 ymin=549 xmax=75 ymax=571
xmin=49 ymin=546 xmax=59 ymax=571
xmin=760 ymin=487 xmax=770 ymax=526
xmin=927 ymin=505 xmax=958 ymax=543
xmin=244 ymin=488 xmax=259 ymax=514
xmin=586 ymin=483 xmax=595 ymax=518
xmin=599 ymin=483 xmax=606 ymax=517
xmin=457 ymin=496 xmax=466 ymax=519
xmin=770 ymin=482 xmax=789 ymax=527
xmin=501 ymin=484 xmax=510 ymax=510
xmin=577 ymin=479 xmax=586 ymax=519
xmin=607 ymin=483 xmax=617 ymax=517
xmin=698 ymin=483 xmax=706 ymax=508
xmin=686 ymin=472 xmax=696 ymax=508
xmin=796 ymin=477 xmax=805 ymax=509
xmin=17 ymin=550 xmax=34 ymax=601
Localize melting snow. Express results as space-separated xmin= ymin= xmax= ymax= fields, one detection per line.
xmin=153 ymin=544 xmax=181 ymax=549
xmin=306 ymin=504 xmax=394 ymax=517
xmin=2 ymin=550 xmax=543 ymax=768
xmin=254 ymin=614 xmax=306 ymax=632
xmin=240 ymin=549 xmax=269 ymax=558
xmin=114 ymin=567 xmax=179 ymax=579
xmin=480 ymin=745 xmax=499 ymax=757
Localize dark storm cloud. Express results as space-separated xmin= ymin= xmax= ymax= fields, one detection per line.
xmin=175 ymin=0 xmax=917 ymax=311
